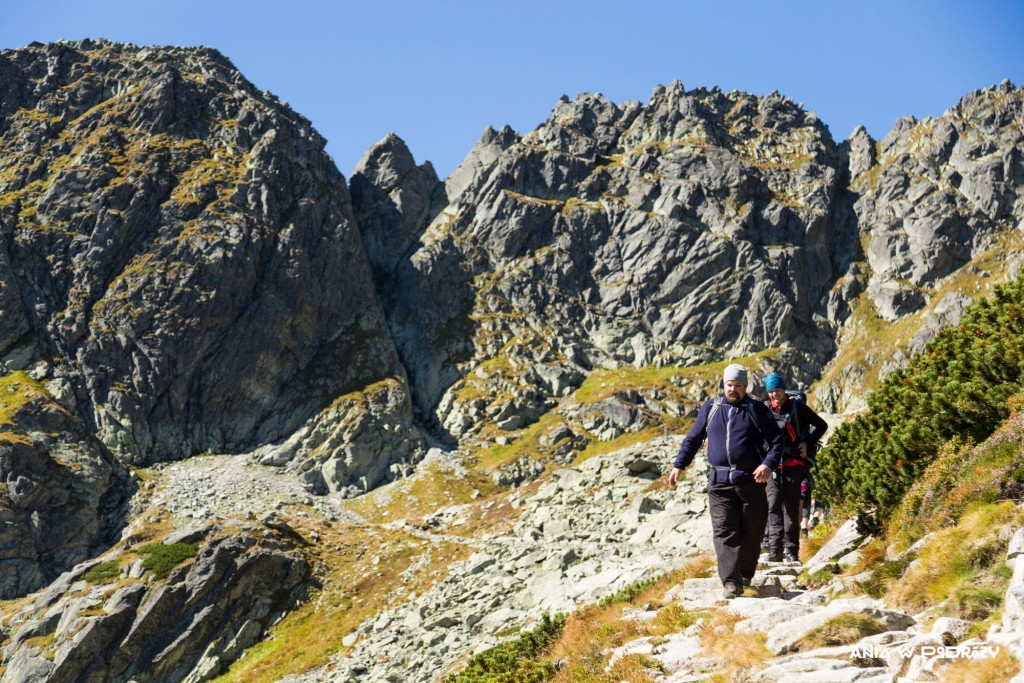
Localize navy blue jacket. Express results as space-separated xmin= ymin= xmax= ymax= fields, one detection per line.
xmin=674 ymin=394 xmax=784 ymax=477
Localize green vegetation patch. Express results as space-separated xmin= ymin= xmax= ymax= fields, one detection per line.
xmin=0 ymin=371 xmax=55 ymax=445
xmin=442 ymin=561 xmax=713 ymax=683
xmin=570 ymin=351 xmax=785 ymax=405
xmin=853 ymin=552 xmax=917 ymax=600
xmin=886 ymin=501 xmax=1022 ymax=621
xmin=216 ymin=522 xmax=470 ymax=683
xmin=136 ymin=542 xmax=198 ymax=579
xmin=443 ymin=613 xmax=565 ymax=683
xmin=800 ymin=566 xmax=841 ymax=591
xmin=887 ymin=400 xmax=1024 ymax=542
xmin=83 ymin=560 xmax=122 ymax=584
xmin=597 ymin=575 xmax=661 ymax=609
xmin=0 ymin=372 xmax=47 ymax=426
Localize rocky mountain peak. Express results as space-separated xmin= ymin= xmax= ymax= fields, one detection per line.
xmin=1 ymin=38 xmax=407 ymax=466
xmin=350 ymin=132 xmax=445 ymax=286
xmin=444 ymin=124 xmax=519 ymax=202
xmin=847 ymin=81 xmax=1024 ymax=325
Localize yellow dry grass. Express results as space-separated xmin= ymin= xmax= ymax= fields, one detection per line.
xmin=213 ymin=519 xmax=470 ymax=683
xmin=544 ymin=557 xmax=714 ymax=683
xmin=940 ymin=646 xmax=1020 ymax=683
xmin=699 ymin=610 xmax=771 ymax=681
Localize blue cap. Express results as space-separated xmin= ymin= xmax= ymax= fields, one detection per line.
xmin=764 ymin=373 xmax=786 ymax=391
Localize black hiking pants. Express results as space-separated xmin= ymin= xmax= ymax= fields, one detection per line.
xmin=767 ymin=464 xmax=806 ymax=557
xmin=708 ymin=479 xmax=768 ymax=586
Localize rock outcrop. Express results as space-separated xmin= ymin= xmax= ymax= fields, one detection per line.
xmin=367 ymin=83 xmax=851 ymax=435
xmin=0 ymin=40 xmax=424 ymax=589
xmin=851 ymin=80 xmax=1024 ymax=323
xmin=851 ymin=83 xmax=1024 ymax=322
xmin=815 ymin=80 xmax=1024 ymax=411
xmin=0 ymin=370 xmax=128 ymax=599
xmin=0 ymin=521 xmax=310 ymax=683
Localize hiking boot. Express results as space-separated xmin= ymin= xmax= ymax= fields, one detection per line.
xmin=767 ymin=552 xmax=782 ymax=563
xmin=784 ymin=551 xmax=800 ymax=564
xmin=722 ymin=582 xmax=741 ymax=600
xmin=742 ymin=577 xmax=752 ymax=588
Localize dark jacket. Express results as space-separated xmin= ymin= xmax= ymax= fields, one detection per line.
xmin=674 ymin=394 xmax=784 ymax=479
xmin=763 ymin=396 xmax=829 ymax=454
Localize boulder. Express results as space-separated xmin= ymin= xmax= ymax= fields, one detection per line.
xmin=764 ymin=597 xmax=916 ymax=655
xmin=804 ymin=519 xmax=869 ymax=574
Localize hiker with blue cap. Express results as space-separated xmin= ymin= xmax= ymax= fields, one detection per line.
xmin=760 ymin=373 xmax=829 ymax=564
xmin=668 ymin=363 xmax=784 ymax=599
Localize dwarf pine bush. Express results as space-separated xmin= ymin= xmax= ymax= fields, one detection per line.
xmin=817 ymin=273 xmax=1024 ymax=528
xmin=136 ymin=542 xmax=198 ymax=580
xmin=443 ymin=613 xmax=565 ymax=683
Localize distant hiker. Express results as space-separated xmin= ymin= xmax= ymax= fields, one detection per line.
xmin=668 ymin=364 xmax=784 ymax=600
xmin=760 ymin=373 xmax=828 ymax=563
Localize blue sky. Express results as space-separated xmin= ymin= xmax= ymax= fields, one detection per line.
xmin=3 ymin=1 xmax=1022 ymax=179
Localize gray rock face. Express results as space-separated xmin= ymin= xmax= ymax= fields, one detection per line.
xmin=851 ymin=81 xmax=1024 ymax=322
xmin=0 ymin=40 xmax=429 ymax=592
xmin=271 ymin=377 xmax=427 ymax=496
xmin=366 ymin=82 xmax=850 ymax=435
xmin=0 ymin=40 xmax=411 ymax=466
xmin=444 ymin=125 xmax=520 ymax=203
xmin=350 ymin=133 xmax=447 ymax=286
xmin=0 ymin=373 xmax=128 ymax=599
xmin=0 ymin=522 xmax=310 ymax=683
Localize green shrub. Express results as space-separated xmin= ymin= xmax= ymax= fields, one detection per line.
xmin=136 ymin=542 xmax=198 ymax=580
xmin=444 ymin=613 xmax=565 ymax=683
xmin=817 ymin=273 xmax=1024 ymax=527
xmin=83 ymin=560 xmax=121 ymax=584
xmin=596 ymin=575 xmax=661 ymax=609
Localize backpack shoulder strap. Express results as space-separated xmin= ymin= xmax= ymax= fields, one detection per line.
xmin=743 ymin=400 xmax=764 ymax=437
xmin=787 ymin=394 xmax=804 ymax=441
xmin=707 ymin=396 xmax=725 ymax=424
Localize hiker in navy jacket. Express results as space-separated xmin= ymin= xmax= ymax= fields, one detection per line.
xmin=668 ymin=364 xmax=784 ymax=599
